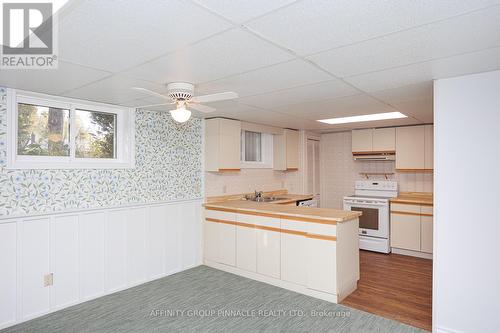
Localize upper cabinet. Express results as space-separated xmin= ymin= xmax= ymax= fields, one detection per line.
xmin=352 ymin=128 xmax=395 ymax=153
xmin=205 ymin=118 xmax=241 ymax=172
xmin=395 ymin=125 xmax=433 ymax=171
xmin=274 ymin=129 xmax=299 ymax=171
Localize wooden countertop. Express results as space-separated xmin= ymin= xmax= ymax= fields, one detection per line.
xmin=390 ymin=192 xmax=433 ymax=206
xmin=204 ymin=200 xmax=362 ymax=223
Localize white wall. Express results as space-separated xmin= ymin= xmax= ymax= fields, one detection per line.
xmin=434 ymin=70 xmax=500 ymax=333
xmin=0 ymin=199 xmax=202 ymax=329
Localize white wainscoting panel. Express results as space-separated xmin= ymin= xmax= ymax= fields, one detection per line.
xmin=18 ymin=218 xmax=50 ymax=321
xmin=165 ymin=203 xmax=182 ymax=274
xmin=105 ymin=209 xmax=127 ymax=292
xmin=0 ymin=199 xmax=203 ymax=329
xmin=148 ymin=205 xmax=167 ymax=279
xmin=80 ymin=212 xmax=106 ymax=300
xmin=0 ymin=222 xmax=17 ymax=327
xmin=51 ymin=214 xmax=79 ymax=310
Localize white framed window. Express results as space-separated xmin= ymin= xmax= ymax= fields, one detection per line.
xmin=240 ymin=130 xmax=273 ymax=168
xmin=6 ymin=88 xmax=135 ymax=169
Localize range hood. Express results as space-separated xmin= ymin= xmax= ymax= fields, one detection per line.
xmin=353 ymin=152 xmax=395 ymax=161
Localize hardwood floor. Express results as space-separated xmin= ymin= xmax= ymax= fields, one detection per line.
xmin=341 ymin=250 xmax=432 ymax=332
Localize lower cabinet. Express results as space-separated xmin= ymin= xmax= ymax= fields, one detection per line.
xmin=280 ymin=220 xmax=307 ymax=285
xmin=203 ymin=210 xmax=354 ymax=302
xmin=256 ymin=229 xmax=280 ymax=279
xmin=390 ymin=203 xmax=433 ymax=255
xmin=204 ymin=210 xmax=236 ymax=266
xmin=306 ymin=237 xmax=336 ymax=294
xmin=218 ymin=223 xmax=236 ymax=266
xmin=420 ymin=216 xmax=433 ymax=253
xmin=236 ymin=226 xmax=256 ymax=272
xmin=390 ymin=213 xmax=421 ymax=251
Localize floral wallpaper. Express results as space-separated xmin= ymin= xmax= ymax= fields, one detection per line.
xmin=0 ymin=87 xmax=202 ymax=217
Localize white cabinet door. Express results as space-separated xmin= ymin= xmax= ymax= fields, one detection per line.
xmin=306 ymin=237 xmax=337 ymax=294
xmin=281 ymin=233 xmax=307 ymax=285
xmin=236 ymin=226 xmax=256 ymax=272
xmin=352 ymin=129 xmax=373 ymax=152
xmin=256 ymin=229 xmax=281 ymax=279
xmin=204 ymin=220 xmax=219 ymax=263
xmin=390 ymin=213 xmax=421 ymax=251
xmin=421 ymin=216 xmax=433 ymax=253
xmin=218 ymin=223 xmax=236 ymax=266
xmin=286 ymin=129 xmax=299 ymax=169
xmin=396 ymin=125 xmax=425 ymax=170
xmin=373 ymin=128 xmax=395 ymax=151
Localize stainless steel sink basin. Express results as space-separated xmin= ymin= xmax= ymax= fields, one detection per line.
xmin=246 ymin=196 xmax=288 ymax=202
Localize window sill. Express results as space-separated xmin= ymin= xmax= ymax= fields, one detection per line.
xmin=6 ymin=160 xmax=135 ymax=170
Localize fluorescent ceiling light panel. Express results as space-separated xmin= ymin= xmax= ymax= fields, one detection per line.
xmin=318 ymin=112 xmax=407 ymax=124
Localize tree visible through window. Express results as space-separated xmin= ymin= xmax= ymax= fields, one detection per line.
xmin=17 ymin=103 xmax=70 ymax=156
xmin=75 ymin=109 xmax=116 ymax=159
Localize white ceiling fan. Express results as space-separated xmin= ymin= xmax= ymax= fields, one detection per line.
xmin=133 ymin=82 xmax=238 ymax=123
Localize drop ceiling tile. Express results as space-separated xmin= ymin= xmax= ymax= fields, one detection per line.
xmin=0 ymin=61 xmax=111 ymax=95
xmin=371 ymin=82 xmax=433 ymax=104
xmin=193 ymin=0 xmax=297 ymax=23
xmin=62 ymin=75 xmax=168 ymax=105
xmin=196 ymin=59 xmax=332 ymax=97
xmin=344 ymin=46 xmax=500 ymax=92
xmin=124 ymin=29 xmax=294 ymax=84
xmin=58 ymin=0 xmax=231 ymax=72
xmin=238 ymin=79 xmax=360 ymax=109
xmin=274 ymin=94 xmax=396 ymax=120
xmin=246 ymin=0 xmax=500 ymax=55
xmin=307 ymin=6 xmax=500 ymax=77
xmin=390 ymin=98 xmax=434 ymax=123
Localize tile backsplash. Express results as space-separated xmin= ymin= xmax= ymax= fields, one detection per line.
xmin=320 ymin=131 xmax=433 ymax=209
xmin=205 ymin=168 xmax=302 ymax=197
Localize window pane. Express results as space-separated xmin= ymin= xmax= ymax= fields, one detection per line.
xmin=17 ymin=103 xmax=70 ymax=156
xmin=75 ymin=109 xmax=116 ymax=159
xmin=244 ymin=131 xmax=262 ymax=162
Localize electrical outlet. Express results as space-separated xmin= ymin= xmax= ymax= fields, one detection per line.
xmin=222 ymin=185 xmax=227 ymax=193
xmin=281 ymin=181 xmax=285 ymax=188
xmin=44 ymin=273 xmax=53 ymax=287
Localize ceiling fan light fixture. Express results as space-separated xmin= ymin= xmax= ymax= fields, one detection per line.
xmin=170 ymin=106 xmax=191 ymax=123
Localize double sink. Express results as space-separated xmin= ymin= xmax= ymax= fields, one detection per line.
xmin=244 ymin=195 xmax=288 ymax=203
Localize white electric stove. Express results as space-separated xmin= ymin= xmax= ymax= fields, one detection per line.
xmin=343 ymin=180 xmax=398 ymax=253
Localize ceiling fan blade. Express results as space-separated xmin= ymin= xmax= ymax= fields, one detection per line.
xmin=132 ymin=87 xmax=171 ymax=101
xmin=191 ymin=91 xmax=238 ymax=104
xmin=189 ymin=103 xmax=216 ymax=113
xmin=136 ymin=102 xmax=173 ymax=108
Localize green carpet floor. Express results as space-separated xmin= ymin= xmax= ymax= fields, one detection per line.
xmin=2 ymin=265 xmax=425 ymax=333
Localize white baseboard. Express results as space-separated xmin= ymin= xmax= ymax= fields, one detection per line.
xmin=435 ymin=326 xmax=465 ymax=333
xmin=391 ymin=247 xmax=433 ymax=259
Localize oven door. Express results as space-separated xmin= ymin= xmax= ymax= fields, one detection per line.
xmin=343 ymin=200 xmax=389 ymax=238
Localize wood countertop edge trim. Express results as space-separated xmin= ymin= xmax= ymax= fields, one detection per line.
xmin=390 ymin=199 xmax=433 ymax=206
xmin=390 ymin=210 xmax=434 ymax=217
xmin=204 ymin=206 xmax=361 ymax=223
xmin=205 ymin=218 xmax=336 ymax=241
